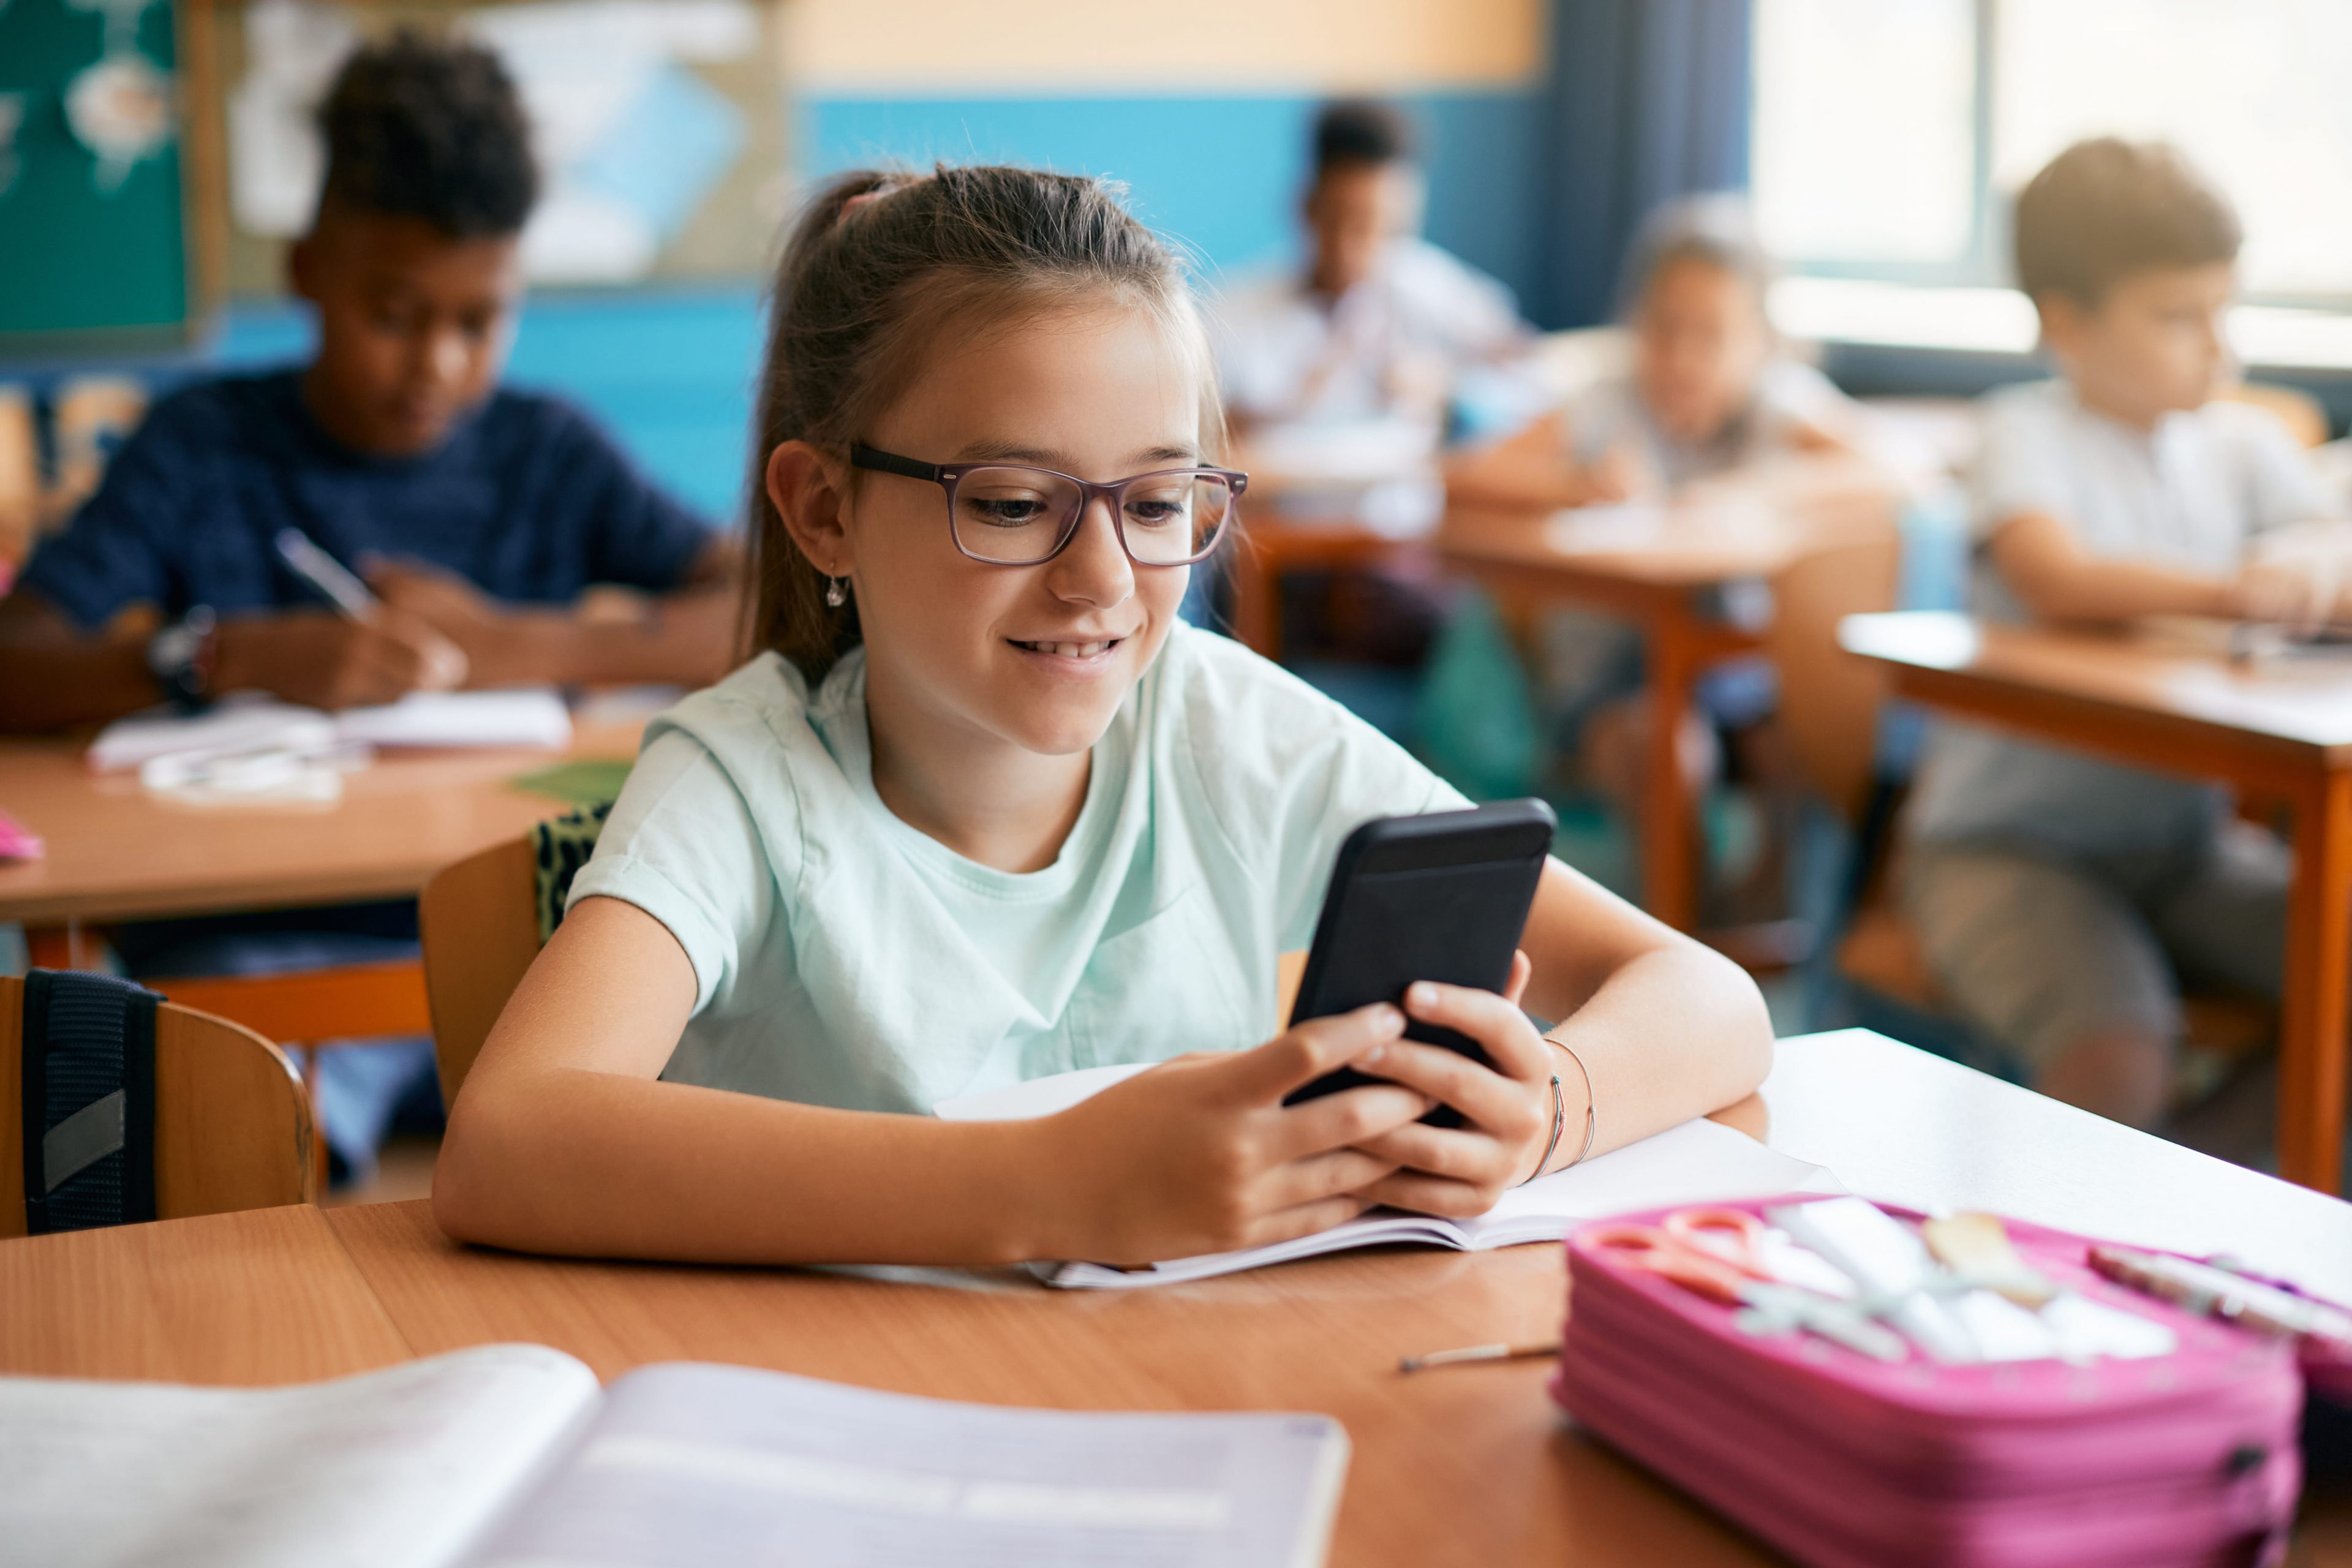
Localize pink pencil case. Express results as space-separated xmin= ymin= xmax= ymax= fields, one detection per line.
xmin=1553 ymin=1197 xmax=2303 ymax=1568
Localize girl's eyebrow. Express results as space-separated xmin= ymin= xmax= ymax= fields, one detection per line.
xmin=953 ymin=440 xmax=1201 ymax=468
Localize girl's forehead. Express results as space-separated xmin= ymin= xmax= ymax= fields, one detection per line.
xmin=883 ymin=299 xmax=1208 ymax=447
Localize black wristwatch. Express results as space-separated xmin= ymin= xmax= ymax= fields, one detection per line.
xmin=146 ymin=605 xmax=218 ymax=711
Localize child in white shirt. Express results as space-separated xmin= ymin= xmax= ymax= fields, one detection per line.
xmin=1902 ymin=138 xmax=2348 ymax=1130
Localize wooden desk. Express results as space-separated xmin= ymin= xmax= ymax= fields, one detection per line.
xmin=1227 ymin=513 xmax=1411 ymax=663
xmin=1842 ymin=611 xmax=2352 ymax=1195
xmin=1439 ymin=503 xmax=1828 ymax=932
xmin=0 ymin=720 xmax=639 ymax=1041
xmin=6 ymin=1028 xmax=2347 ymax=1564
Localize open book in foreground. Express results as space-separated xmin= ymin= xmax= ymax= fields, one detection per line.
xmin=937 ymin=1063 xmax=1840 ymax=1289
xmin=4 ymin=1344 xmax=1348 ymax=1568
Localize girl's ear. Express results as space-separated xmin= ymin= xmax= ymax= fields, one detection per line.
xmin=766 ymin=440 xmax=854 ymax=578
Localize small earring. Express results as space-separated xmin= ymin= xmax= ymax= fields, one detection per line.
xmin=824 ymin=575 xmax=847 ymax=608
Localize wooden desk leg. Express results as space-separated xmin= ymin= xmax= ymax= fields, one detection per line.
xmin=1642 ymin=608 xmax=1702 ymax=931
xmin=24 ymin=922 xmax=98 ymax=971
xmin=1230 ymin=541 xmax=1282 ymax=662
xmin=2280 ymin=768 xmax=2352 ymax=1194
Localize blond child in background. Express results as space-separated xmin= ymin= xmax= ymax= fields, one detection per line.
xmin=1451 ymin=198 xmax=1889 ymax=917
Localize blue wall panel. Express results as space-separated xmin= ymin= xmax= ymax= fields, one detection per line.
xmin=805 ymin=89 xmax=1545 ymax=311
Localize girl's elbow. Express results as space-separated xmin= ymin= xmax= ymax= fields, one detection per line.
xmin=429 ymin=1092 xmax=522 ymax=1246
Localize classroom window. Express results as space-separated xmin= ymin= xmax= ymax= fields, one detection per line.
xmin=1752 ymin=0 xmax=2352 ymax=303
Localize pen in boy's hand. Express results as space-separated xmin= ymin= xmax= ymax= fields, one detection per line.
xmin=272 ymin=527 xmax=468 ymax=692
xmin=274 ymin=527 xmax=380 ymax=621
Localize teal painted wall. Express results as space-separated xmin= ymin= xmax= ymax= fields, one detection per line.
xmin=805 ymin=90 xmax=1548 ymax=311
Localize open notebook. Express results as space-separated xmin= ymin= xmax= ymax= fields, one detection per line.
xmin=938 ymin=1063 xmax=1839 ymax=1289
xmin=2 ymin=1344 xmax=1349 ymax=1568
xmin=88 ymin=688 xmax=573 ymax=772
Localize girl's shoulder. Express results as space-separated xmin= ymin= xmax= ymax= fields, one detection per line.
xmin=1150 ymin=620 xmax=1447 ymax=819
xmin=620 ymin=651 xmax=858 ymax=876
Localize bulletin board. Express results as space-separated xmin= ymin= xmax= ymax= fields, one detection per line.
xmin=0 ymin=0 xmax=224 ymax=356
xmin=199 ymin=0 xmax=791 ymax=296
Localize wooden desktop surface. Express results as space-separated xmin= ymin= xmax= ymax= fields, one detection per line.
xmin=6 ymin=1028 xmax=2348 ymax=1565
xmin=0 ymin=719 xmax=641 ymax=927
xmin=1841 ymin=612 xmax=2352 ymax=776
xmin=1842 ymin=611 xmax=2352 ymax=1196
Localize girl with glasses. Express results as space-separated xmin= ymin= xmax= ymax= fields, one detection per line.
xmin=434 ymin=166 xmax=1771 ymax=1268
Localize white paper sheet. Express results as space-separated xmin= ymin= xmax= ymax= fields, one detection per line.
xmin=89 ymin=688 xmax=573 ymax=771
xmin=468 ymin=1362 xmax=1348 ymax=1568
xmin=937 ymin=1062 xmax=1841 ymax=1288
xmin=330 ymin=688 xmax=572 ymax=750
xmin=0 ymin=1345 xmax=600 ymax=1568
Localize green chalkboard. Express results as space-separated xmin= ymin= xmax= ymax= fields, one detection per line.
xmin=0 ymin=0 xmax=196 ymax=356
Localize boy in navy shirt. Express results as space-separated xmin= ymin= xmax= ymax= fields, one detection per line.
xmin=0 ymin=34 xmax=739 ymax=726
xmin=0 ymin=36 xmax=740 ymax=1180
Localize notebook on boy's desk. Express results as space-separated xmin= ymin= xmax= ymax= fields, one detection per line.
xmin=1 ymin=1344 xmax=1348 ymax=1568
xmin=937 ymin=1063 xmax=1838 ymax=1289
xmin=87 ymin=688 xmax=574 ymax=772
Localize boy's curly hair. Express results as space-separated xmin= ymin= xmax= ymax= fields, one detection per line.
xmin=317 ymin=32 xmax=538 ymax=239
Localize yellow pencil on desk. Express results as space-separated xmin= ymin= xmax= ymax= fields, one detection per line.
xmin=1398 ymin=1340 xmax=1561 ymax=1373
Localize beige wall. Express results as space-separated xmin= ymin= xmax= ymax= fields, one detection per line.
xmin=782 ymin=0 xmax=1547 ymax=95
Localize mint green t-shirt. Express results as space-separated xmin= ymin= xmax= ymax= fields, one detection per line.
xmin=567 ymin=621 xmax=1470 ymax=1114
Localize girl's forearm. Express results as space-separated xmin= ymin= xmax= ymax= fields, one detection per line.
xmin=1539 ymin=943 xmax=1773 ymax=1157
xmin=434 ymin=1068 xmax=1061 ymax=1266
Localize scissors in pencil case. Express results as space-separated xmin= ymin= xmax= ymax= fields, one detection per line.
xmin=1586 ymin=1207 xmax=1908 ymax=1364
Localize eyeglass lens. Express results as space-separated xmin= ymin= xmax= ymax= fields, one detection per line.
xmin=951 ymin=469 xmax=1232 ymax=565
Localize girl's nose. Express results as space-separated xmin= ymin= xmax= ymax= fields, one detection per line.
xmin=1046 ymin=496 xmax=1136 ymax=608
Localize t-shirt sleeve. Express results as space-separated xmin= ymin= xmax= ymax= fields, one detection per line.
xmin=15 ymin=404 xmax=194 ymax=627
xmin=547 ymin=405 xmax=719 ymax=593
xmin=566 ymin=726 xmax=775 ymax=1015
xmin=2232 ymin=406 xmax=2339 ymax=533
xmin=1967 ymin=391 xmax=2073 ymax=544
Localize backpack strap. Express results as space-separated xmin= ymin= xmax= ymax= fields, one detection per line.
xmin=20 ymin=969 xmax=159 ymax=1234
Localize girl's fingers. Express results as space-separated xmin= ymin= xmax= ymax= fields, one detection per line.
xmin=1351 ymin=1039 xmax=1536 ymax=1135
xmin=1402 ymin=981 xmax=1551 ymax=1081
xmin=1502 ymin=949 xmax=1532 ymax=1008
xmin=1240 ymin=1193 xmax=1377 ymax=1251
xmin=1261 ymin=1147 xmax=1400 ymax=1210
xmin=1272 ymin=1080 xmax=1431 ymax=1160
xmin=1349 ymin=1120 xmax=1512 ymax=1185
xmin=1358 ymin=1170 xmax=1499 ymax=1219
xmin=1225 ymin=1003 xmax=1407 ymax=1105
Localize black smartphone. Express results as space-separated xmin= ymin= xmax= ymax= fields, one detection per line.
xmin=1280 ymin=798 xmax=1556 ymax=1125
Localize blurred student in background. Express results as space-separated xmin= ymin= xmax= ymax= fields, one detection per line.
xmin=1210 ymin=99 xmax=1528 ymax=442
xmin=1902 ymin=138 xmax=2350 ymax=1132
xmin=1451 ymin=197 xmax=1882 ymax=916
xmin=1452 ymin=195 xmax=1861 ymax=508
xmin=0 ymin=36 xmax=741 ymax=1180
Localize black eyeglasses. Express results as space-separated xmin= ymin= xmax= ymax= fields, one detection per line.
xmin=850 ymin=443 xmax=1246 ymax=567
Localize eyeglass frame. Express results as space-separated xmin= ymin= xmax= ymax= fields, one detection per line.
xmin=848 ymin=442 xmax=1248 ymax=567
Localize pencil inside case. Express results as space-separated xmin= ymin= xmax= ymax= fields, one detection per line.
xmin=1553 ymin=1198 xmax=2303 ymax=1568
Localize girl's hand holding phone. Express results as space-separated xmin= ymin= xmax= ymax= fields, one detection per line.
xmin=1033 ymin=1003 xmax=1432 ymax=1268
xmin=1343 ymin=951 xmax=1572 ymax=1218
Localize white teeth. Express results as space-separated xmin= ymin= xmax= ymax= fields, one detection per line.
xmin=1022 ymin=639 xmax=1114 ymax=657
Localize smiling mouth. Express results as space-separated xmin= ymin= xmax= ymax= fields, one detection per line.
xmin=1011 ymin=638 xmax=1125 ymax=658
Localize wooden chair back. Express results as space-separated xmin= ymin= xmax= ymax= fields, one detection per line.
xmin=1763 ymin=532 xmax=1904 ymax=824
xmin=0 ymin=975 xmax=314 ymax=1237
xmin=418 ymin=834 xmax=543 ymax=1106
